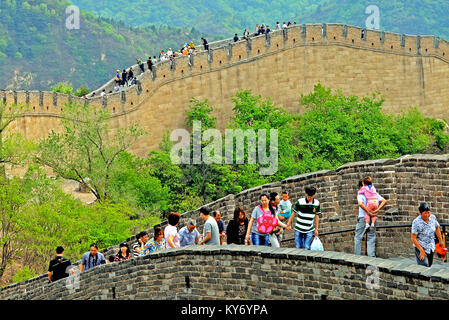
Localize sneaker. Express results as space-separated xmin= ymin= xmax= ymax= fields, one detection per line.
xmin=369 ymin=223 xmax=375 ymax=231
xmin=365 ymin=223 xmax=370 ymax=230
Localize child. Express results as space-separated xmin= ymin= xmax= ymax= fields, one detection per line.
xmin=358 ymin=176 xmax=379 ymax=230
xmin=277 ymin=191 xmax=292 ymax=241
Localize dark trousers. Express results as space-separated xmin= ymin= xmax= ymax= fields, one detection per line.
xmin=414 ymin=247 xmax=434 ymax=267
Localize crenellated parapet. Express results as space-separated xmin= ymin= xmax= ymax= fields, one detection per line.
xmin=2 ymin=154 xmax=449 ymax=300
xmin=2 ymin=24 xmax=449 ymax=154
xmin=4 ymin=24 xmax=449 ymax=118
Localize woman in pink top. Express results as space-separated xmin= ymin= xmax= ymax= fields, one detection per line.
xmin=358 ymin=176 xmax=379 ymax=230
xmin=165 ymin=212 xmax=181 ymax=249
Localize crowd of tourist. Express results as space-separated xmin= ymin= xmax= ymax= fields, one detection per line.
xmin=97 ymin=20 xmax=301 ymax=97
xmin=48 ymin=173 xmax=447 ymax=283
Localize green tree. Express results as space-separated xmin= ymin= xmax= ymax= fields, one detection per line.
xmin=0 ymin=101 xmax=33 ymax=180
xmin=73 ymin=86 xmax=90 ymax=97
xmin=51 ymin=81 xmax=73 ymax=95
xmin=0 ymin=177 xmax=31 ymax=280
xmin=36 ymin=102 xmax=145 ymax=202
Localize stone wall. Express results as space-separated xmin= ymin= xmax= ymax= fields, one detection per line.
xmin=1 ymin=153 xmax=449 ymax=299
xmin=1 ymin=245 xmax=449 ymax=300
xmin=2 ymin=24 xmax=449 ymax=157
xmin=95 ymin=154 xmax=449 ymax=261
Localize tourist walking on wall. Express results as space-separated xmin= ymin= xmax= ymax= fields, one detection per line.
xmin=127 ymin=68 xmax=134 ymax=85
xmin=354 ymin=179 xmax=387 ymax=257
xmin=246 ymin=193 xmax=289 ymax=246
xmin=132 ymin=231 xmax=149 ymax=257
xmin=48 ymin=246 xmax=74 ymax=283
xmin=213 ymin=210 xmax=226 ymax=245
xmin=79 ymin=244 xmax=106 ymax=273
xmin=141 ymin=225 xmax=166 ymax=254
xmin=358 ymin=176 xmax=380 ymax=230
xmin=114 ymin=69 xmax=120 ymax=85
xmin=114 ymin=242 xmax=131 ymax=261
xmin=245 ymin=193 xmax=272 ymax=246
xmin=226 ymin=207 xmax=249 ymax=245
xmin=287 ymin=186 xmax=321 ymax=250
xmin=137 ymin=58 xmax=145 ymax=72
xmin=269 ymin=192 xmax=290 ymax=247
xmin=165 ymin=212 xmax=181 ymax=249
xmin=277 ymin=190 xmax=292 ymax=242
xmin=147 ymin=57 xmax=153 ymax=72
xmin=121 ymin=69 xmax=127 ymax=86
xmin=199 ymin=207 xmax=220 ymax=245
xmin=201 ymin=37 xmax=209 ymax=50
xmin=178 ymin=219 xmax=201 ymax=247
xmin=411 ymin=202 xmax=444 ymax=267
xmin=254 ymin=24 xmax=259 ymax=35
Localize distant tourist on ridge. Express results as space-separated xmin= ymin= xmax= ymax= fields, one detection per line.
xmin=147 ymin=57 xmax=153 ymax=72
xmin=137 ymin=58 xmax=144 ymax=72
xmin=201 ymin=37 xmax=209 ymax=50
xmin=114 ymin=69 xmax=120 ymax=85
xmin=121 ymin=69 xmax=127 ymax=86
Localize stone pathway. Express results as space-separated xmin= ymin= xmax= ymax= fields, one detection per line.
xmin=387 ymin=256 xmax=449 ymax=270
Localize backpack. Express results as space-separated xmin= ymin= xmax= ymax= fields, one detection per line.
xmin=256 ymin=206 xmax=278 ymax=234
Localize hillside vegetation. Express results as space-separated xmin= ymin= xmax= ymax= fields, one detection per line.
xmin=71 ymin=0 xmax=449 ymax=40
xmin=0 ymin=0 xmax=211 ymax=91
xmin=0 ymin=84 xmax=448 ymax=287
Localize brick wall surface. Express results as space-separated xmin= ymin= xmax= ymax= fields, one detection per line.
xmin=2 ymin=24 xmax=449 ymax=156
xmin=2 ymin=154 xmax=449 ymax=299
xmin=1 ymin=246 xmax=449 ymax=300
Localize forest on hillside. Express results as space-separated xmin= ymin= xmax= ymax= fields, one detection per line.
xmin=71 ymin=0 xmax=449 ymax=40
xmin=0 ymin=0 xmax=214 ymax=91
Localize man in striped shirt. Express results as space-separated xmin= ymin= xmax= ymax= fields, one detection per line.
xmin=287 ymin=186 xmax=320 ymax=250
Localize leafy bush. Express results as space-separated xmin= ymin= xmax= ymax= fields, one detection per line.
xmin=13 ymin=266 xmax=38 ymax=284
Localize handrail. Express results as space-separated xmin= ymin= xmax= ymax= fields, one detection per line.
xmin=281 ymin=223 xmax=449 ymax=262
xmin=282 ymin=223 xmax=449 ymax=241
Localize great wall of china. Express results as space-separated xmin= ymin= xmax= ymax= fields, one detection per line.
xmin=2 ymin=24 xmax=449 ymax=300
xmin=1 ymin=154 xmax=449 ymax=299
xmin=2 ymin=24 xmax=449 ymax=157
